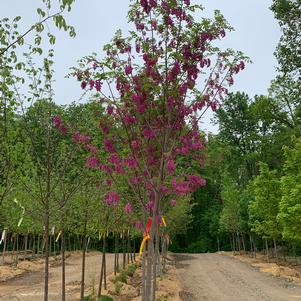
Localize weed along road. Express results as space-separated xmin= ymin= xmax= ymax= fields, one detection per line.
xmin=176 ymin=253 xmax=301 ymax=301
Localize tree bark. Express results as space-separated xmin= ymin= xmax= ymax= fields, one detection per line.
xmin=61 ymin=229 xmax=66 ymax=301
xmin=2 ymin=229 xmax=7 ymax=264
xmin=97 ymin=234 xmax=106 ymax=297
xmin=265 ymin=238 xmax=269 ymax=263
xmin=273 ymin=238 xmax=278 ymax=262
xmin=80 ymin=226 xmax=87 ymax=301
xmin=44 ymin=213 xmax=50 ymax=301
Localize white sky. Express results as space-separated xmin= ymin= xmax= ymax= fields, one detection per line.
xmin=1 ymin=0 xmax=281 ymax=133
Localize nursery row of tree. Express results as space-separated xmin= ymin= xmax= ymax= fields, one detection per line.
xmin=0 ymin=0 xmax=300 ymax=300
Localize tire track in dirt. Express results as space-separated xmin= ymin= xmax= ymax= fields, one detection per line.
xmin=175 ymin=253 xmax=301 ymax=301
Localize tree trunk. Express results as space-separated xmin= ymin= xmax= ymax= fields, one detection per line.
xmin=265 ymin=238 xmax=269 ymax=263
xmin=15 ymin=232 xmax=19 ymax=266
xmin=80 ymin=227 xmax=87 ymax=301
xmin=61 ymin=229 xmax=66 ymax=301
xmin=241 ymin=234 xmax=246 ymax=254
xmin=114 ymin=234 xmax=117 ymax=276
xmin=44 ymin=213 xmax=50 ymax=301
xmin=273 ymin=238 xmax=278 ymax=262
xmin=123 ymin=234 xmax=126 ymax=269
xmin=141 ymin=240 xmax=147 ymax=301
xmin=24 ymin=232 xmax=28 ymax=256
xmin=133 ymin=240 xmax=136 ymax=262
xmin=232 ymin=233 xmax=236 ymax=254
xmin=104 ymin=235 xmax=107 ymax=290
xmin=2 ymin=229 xmax=7 ymax=264
xmin=49 ymin=234 xmax=52 ymax=258
xmin=127 ymin=230 xmax=130 ymax=265
xmin=97 ymin=234 xmax=106 ymax=297
xmin=116 ymin=235 xmax=119 ymax=272
xmin=236 ymin=232 xmax=241 ymax=255
xmin=145 ymin=235 xmax=155 ymax=301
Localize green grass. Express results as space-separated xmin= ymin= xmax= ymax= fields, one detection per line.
xmin=114 ymin=269 xmax=128 ymax=283
xmin=115 ymin=281 xmax=123 ymax=295
xmin=126 ymin=263 xmax=138 ymax=276
xmin=98 ymin=295 xmax=114 ymax=301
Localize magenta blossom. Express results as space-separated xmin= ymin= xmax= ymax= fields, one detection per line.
xmin=170 ymin=199 xmax=177 ymax=206
xmin=95 ymin=80 xmax=102 ymax=92
xmin=124 ymin=202 xmax=132 ymax=214
xmin=135 ymin=220 xmax=143 ymax=230
xmin=105 ymin=191 xmax=120 ymax=206
xmin=125 ymin=65 xmax=133 ymax=75
xmin=106 ymin=179 xmax=113 ymax=186
xmin=146 ymin=201 xmax=154 ymax=211
xmin=167 ymin=157 xmax=175 ymax=175
xmin=52 ymin=116 xmax=61 ymax=127
xmin=86 ymin=156 xmax=99 ymax=168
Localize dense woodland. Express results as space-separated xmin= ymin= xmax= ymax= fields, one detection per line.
xmin=0 ymin=0 xmax=300 ymax=301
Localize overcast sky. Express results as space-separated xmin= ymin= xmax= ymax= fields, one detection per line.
xmin=1 ymin=0 xmax=281 ymax=133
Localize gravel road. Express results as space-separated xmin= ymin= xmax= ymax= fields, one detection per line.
xmin=0 ymin=252 xmax=114 ymax=301
xmin=175 ymin=253 xmax=301 ymax=301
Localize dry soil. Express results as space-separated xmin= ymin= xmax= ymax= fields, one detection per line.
xmin=175 ymin=253 xmax=301 ymax=301
xmin=0 ymin=252 xmax=114 ymax=301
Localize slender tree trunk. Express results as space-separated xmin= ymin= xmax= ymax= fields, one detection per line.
xmin=127 ymin=230 xmax=130 ymax=265
xmin=24 ymin=233 xmax=28 ymax=256
xmin=253 ymin=236 xmax=257 ymax=258
xmin=114 ymin=234 xmax=117 ymax=276
xmin=98 ymin=251 xmax=105 ymax=298
xmin=232 ymin=233 xmax=236 ymax=254
xmin=32 ymin=234 xmax=36 ymax=258
xmin=273 ymin=238 xmax=278 ymax=262
xmin=217 ymin=236 xmax=220 ymax=252
xmin=265 ymin=238 xmax=269 ymax=263
xmin=15 ymin=232 xmax=19 ymax=266
xmin=241 ymin=234 xmax=246 ymax=254
xmin=103 ymin=235 xmax=107 ymax=290
xmin=141 ymin=240 xmax=147 ymax=301
xmin=44 ymin=212 xmax=50 ymax=301
xmin=237 ymin=232 xmax=241 ymax=255
xmin=145 ymin=235 xmax=155 ymax=301
xmin=123 ymin=234 xmax=126 ymax=269
xmin=116 ymin=235 xmax=119 ymax=272
xmin=53 ymin=233 xmax=56 ymax=257
xmin=98 ymin=234 xmax=107 ymax=297
xmin=249 ymin=234 xmax=253 ymax=256
xmin=61 ymin=229 xmax=66 ymax=301
xmin=2 ymin=229 xmax=7 ymax=264
xmin=133 ymin=240 xmax=136 ymax=262
xmin=80 ymin=224 xmax=87 ymax=301
xmin=49 ymin=234 xmax=52 ymax=258
xmin=37 ymin=235 xmax=40 ymax=255
xmin=152 ymin=233 xmax=158 ymax=301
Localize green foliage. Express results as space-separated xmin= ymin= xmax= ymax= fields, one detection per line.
xmin=114 ymin=270 xmax=128 ymax=284
xmin=220 ymin=173 xmax=241 ymax=234
xmin=114 ymin=281 xmax=123 ymax=295
xmin=278 ymin=137 xmax=301 ymax=241
xmin=98 ymin=296 xmax=114 ymax=301
xmin=249 ymin=163 xmax=281 ymax=239
xmin=271 ymin=0 xmax=301 ymax=76
xmin=126 ymin=263 xmax=138 ymax=277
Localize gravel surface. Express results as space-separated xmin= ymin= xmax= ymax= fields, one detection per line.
xmin=0 ymin=252 xmax=114 ymax=301
xmin=175 ymin=253 xmax=301 ymax=301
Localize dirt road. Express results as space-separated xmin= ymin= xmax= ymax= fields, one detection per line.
xmin=176 ymin=253 xmax=301 ymax=301
xmin=0 ymin=252 xmax=114 ymax=301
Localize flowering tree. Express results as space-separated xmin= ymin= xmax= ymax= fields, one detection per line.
xmin=56 ymin=0 xmax=246 ymax=299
